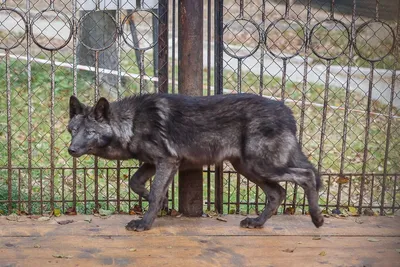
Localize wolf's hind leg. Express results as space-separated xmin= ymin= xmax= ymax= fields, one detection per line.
xmin=232 ymin=161 xmax=286 ymax=228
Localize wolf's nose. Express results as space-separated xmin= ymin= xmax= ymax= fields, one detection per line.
xmin=68 ymin=147 xmax=76 ymax=154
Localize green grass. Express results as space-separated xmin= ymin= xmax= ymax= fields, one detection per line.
xmin=0 ymin=55 xmax=399 ymax=216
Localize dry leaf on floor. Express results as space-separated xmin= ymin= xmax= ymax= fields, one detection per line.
xmin=312 ymin=236 xmax=322 ymax=240
xmin=57 ymin=220 xmax=74 ymax=225
xmin=37 ymin=216 xmax=51 ymax=222
xmin=319 ymin=251 xmax=327 ymax=256
xmin=52 ymin=254 xmax=72 ymax=259
xmin=34 ymin=244 xmax=41 ymax=248
xmin=84 ymin=217 xmax=92 ymax=223
xmin=355 ymin=218 xmax=364 ymax=224
xmin=129 ymin=248 xmax=137 ymax=252
xmin=282 ymin=248 xmax=296 ymax=253
xmin=337 ymin=176 xmax=349 ymax=184
xmin=65 ymin=207 xmax=77 ymax=216
xmin=6 ymin=213 xmax=19 ymax=221
xmin=348 ymin=207 xmax=358 ymax=216
xmin=99 ymin=209 xmax=113 ymax=216
xmin=216 ymin=217 xmax=227 ymax=222
xmin=367 ymin=238 xmax=380 ymax=242
xmin=53 ymin=209 xmax=61 ymax=217
xmin=396 ymin=249 xmax=400 ymax=254
xmin=170 ymin=209 xmax=180 ymax=217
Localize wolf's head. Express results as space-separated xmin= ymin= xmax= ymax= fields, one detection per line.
xmin=67 ymin=96 xmax=114 ymax=157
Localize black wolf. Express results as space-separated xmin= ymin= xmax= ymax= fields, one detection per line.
xmin=68 ymin=93 xmax=324 ymax=231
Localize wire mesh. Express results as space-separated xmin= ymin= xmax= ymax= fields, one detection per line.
xmin=0 ymin=0 xmax=399 ymax=217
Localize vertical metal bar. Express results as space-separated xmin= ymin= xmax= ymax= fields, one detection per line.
xmin=94 ymin=51 xmax=100 ymax=210
xmin=237 ymin=59 xmax=242 ymax=93
xmin=246 ymin=178 xmax=250 ymax=214
xmin=139 ymin=50 xmax=145 ymax=94
xmin=158 ymin=0 xmax=169 ymax=94
xmin=116 ymin=0 xmax=122 ymax=213
xmin=84 ymin=168 xmax=87 ymax=213
xmin=62 ymin=169 xmax=65 ymax=211
xmin=359 ymin=62 xmax=375 ymax=213
xmin=239 ymin=0 xmax=244 ymax=17
xmin=255 ymin=185 xmax=259 ymax=214
xmin=326 ymin=174 xmax=331 ymax=211
xmin=392 ymin=175 xmax=397 ymax=214
xmin=106 ymin=168 xmax=109 ymax=210
xmin=26 ymin=0 xmax=33 ymax=214
xmin=284 ymin=0 xmax=290 ymax=18
xmin=370 ymin=174 xmax=375 ymax=208
xmin=72 ymin=0 xmax=78 ymax=211
xmin=40 ymin=169 xmax=43 ymax=214
xmin=128 ymin=168 xmax=131 ymax=209
xmin=214 ymin=0 xmax=224 ymax=214
xmin=318 ymin=61 xmax=331 ymax=179
xmin=348 ymin=174 xmax=353 ymax=208
xmin=171 ymin=173 xmax=175 ymax=210
xmin=381 ymin=1 xmax=399 ymax=215
xmin=339 ymin=0 xmax=357 ymax=211
xmin=50 ymin=50 xmax=55 ymax=212
xmin=206 ymin=167 xmax=211 ymax=211
xmin=298 ymin=0 xmax=312 ymax=213
xmin=375 ymin=0 xmax=379 ymax=21
xmin=227 ymin=172 xmax=231 ymax=212
xmin=281 ymin=59 xmax=287 ymax=101
xmin=153 ymin=9 xmax=159 ymax=91
xmin=259 ymin=0 xmax=266 ymax=97
xmin=18 ymin=170 xmax=21 ymax=212
xmin=172 ymin=0 xmax=176 ymax=94
xmin=6 ymin=49 xmax=12 ymax=214
xmin=207 ymin=0 xmax=211 ymax=96
xmin=236 ymin=173 xmax=240 ymax=213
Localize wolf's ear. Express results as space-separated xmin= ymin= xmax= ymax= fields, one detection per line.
xmin=69 ymin=95 xmax=85 ymax=119
xmin=94 ymin=97 xmax=110 ymax=121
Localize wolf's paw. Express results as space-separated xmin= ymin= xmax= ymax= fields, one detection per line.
xmin=240 ymin=217 xmax=264 ymax=229
xmin=125 ymin=219 xmax=151 ymax=232
xmin=312 ymin=214 xmax=324 ymax=228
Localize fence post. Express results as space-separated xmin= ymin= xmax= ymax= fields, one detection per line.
xmin=177 ymin=0 xmax=204 ymax=216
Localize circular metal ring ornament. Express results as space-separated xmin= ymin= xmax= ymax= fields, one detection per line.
xmin=77 ymin=10 xmax=118 ymax=52
xmin=354 ymin=20 xmax=395 ymax=62
xmin=121 ymin=10 xmax=159 ymax=51
xmin=309 ymin=19 xmax=350 ymax=60
xmin=0 ymin=8 xmax=27 ymax=50
xmin=30 ymin=9 xmax=73 ymax=51
xmin=265 ymin=18 xmax=305 ymax=59
xmin=222 ymin=18 xmax=261 ymax=59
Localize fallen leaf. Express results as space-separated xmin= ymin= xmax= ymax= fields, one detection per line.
xmin=176 ymin=213 xmax=183 ymax=218
xmin=297 ymin=242 xmax=302 ymax=244
xmin=37 ymin=216 xmax=51 ymax=222
xmin=348 ymin=206 xmax=358 ymax=216
xmin=6 ymin=213 xmax=19 ymax=221
xmin=99 ymin=209 xmax=113 ymax=216
xmin=53 ymin=208 xmax=61 ymax=217
xmin=129 ymin=248 xmax=137 ymax=252
xmin=337 ymin=176 xmax=349 ymax=184
xmin=65 ymin=207 xmax=77 ymax=216
xmin=229 ymin=209 xmax=236 ymax=214
xmin=284 ymin=207 xmax=295 ymax=215
xmin=57 ymin=220 xmax=74 ymax=225
xmin=312 ymin=236 xmax=321 ymax=240
xmin=282 ymin=248 xmax=296 ymax=253
xmin=396 ymin=249 xmax=400 ymax=254
xmin=367 ymin=238 xmax=380 ymax=242
xmin=170 ymin=209 xmax=180 ymax=217
xmin=205 ymin=210 xmax=218 ymax=217
xmin=52 ymin=254 xmax=72 ymax=259
xmin=84 ymin=217 xmax=92 ymax=223
xmin=158 ymin=209 xmax=168 ymax=217
xmin=323 ymin=214 xmax=330 ymax=218
xmin=319 ymin=251 xmax=327 ymax=256
xmin=129 ymin=209 xmax=136 ymax=215
xmin=132 ymin=205 xmax=143 ymax=214
xmin=216 ymin=217 xmax=227 ymax=222
xmin=363 ymin=208 xmax=375 ymax=216
xmin=166 ymin=246 xmax=172 ymax=249
xmin=34 ymin=244 xmax=41 ymax=248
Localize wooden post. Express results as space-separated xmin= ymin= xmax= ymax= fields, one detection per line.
xmin=178 ymin=0 xmax=203 ymax=216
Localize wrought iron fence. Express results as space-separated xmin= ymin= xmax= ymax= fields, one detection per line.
xmin=0 ymin=0 xmax=399 ymax=217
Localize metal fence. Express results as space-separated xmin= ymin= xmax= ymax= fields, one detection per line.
xmin=0 ymin=0 xmax=399 ymax=217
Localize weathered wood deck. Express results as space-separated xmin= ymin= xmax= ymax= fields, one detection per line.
xmin=0 ymin=214 xmax=399 ymax=267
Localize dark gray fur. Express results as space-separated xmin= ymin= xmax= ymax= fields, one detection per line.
xmin=67 ymin=93 xmax=324 ymax=231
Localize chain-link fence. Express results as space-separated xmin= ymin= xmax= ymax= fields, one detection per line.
xmin=0 ymin=0 xmax=399 ymax=217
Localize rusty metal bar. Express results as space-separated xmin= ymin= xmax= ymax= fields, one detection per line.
xmin=214 ymin=0 xmax=224 ymax=214
xmin=227 ymin=172 xmax=231 ymax=212
xmin=236 ymin=173 xmax=240 ymax=213
xmin=139 ymin=50 xmax=145 ymax=94
xmin=94 ymin=51 xmax=99 ymax=211
xmin=40 ymin=169 xmax=43 ymax=214
xmin=359 ymin=61 xmax=375 ymax=213
xmin=26 ymin=0 xmax=33 ymax=214
xmin=381 ymin=1 xmax=400 ymax=215
xmin=393 ymin=175 xmax=398 ymax=214
xmin=62 ymin=169 xmax=65 ymax=211
xmin=106 ymin=168 xmax=109 ymax=209
xmin=18 ymin=169 xmax=21 ymax=212
xmin=237 ymin=59 xmax=242 ymax=93
xmin=281 ymin=59 xmax=287 ymax=101
xmin=72 ymin=0 xmax=78 ymax=211
xmin=172 ymin=0 xmax=176 ymax=94
xmin=158 ymin=0 xmax=168 ymax=94
xmin=84 ymin=168 xmax=87 ymax=213
xmin=298 ymin=0 xmax=312 ymax=213
xmin=6 ymin=48 xmax=12 ymax=214
xmin=50 ymin=50 xmax=55 ymax=212
xmin=178 ymin=0 xmax=204 ymax=216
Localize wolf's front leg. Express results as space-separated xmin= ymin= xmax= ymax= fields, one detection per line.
xmin=126 ymin=159 xmax=178 ymax=231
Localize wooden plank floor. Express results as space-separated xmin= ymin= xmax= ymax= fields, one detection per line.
xmin=0 ymin=214 xmax=399 ymax=267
